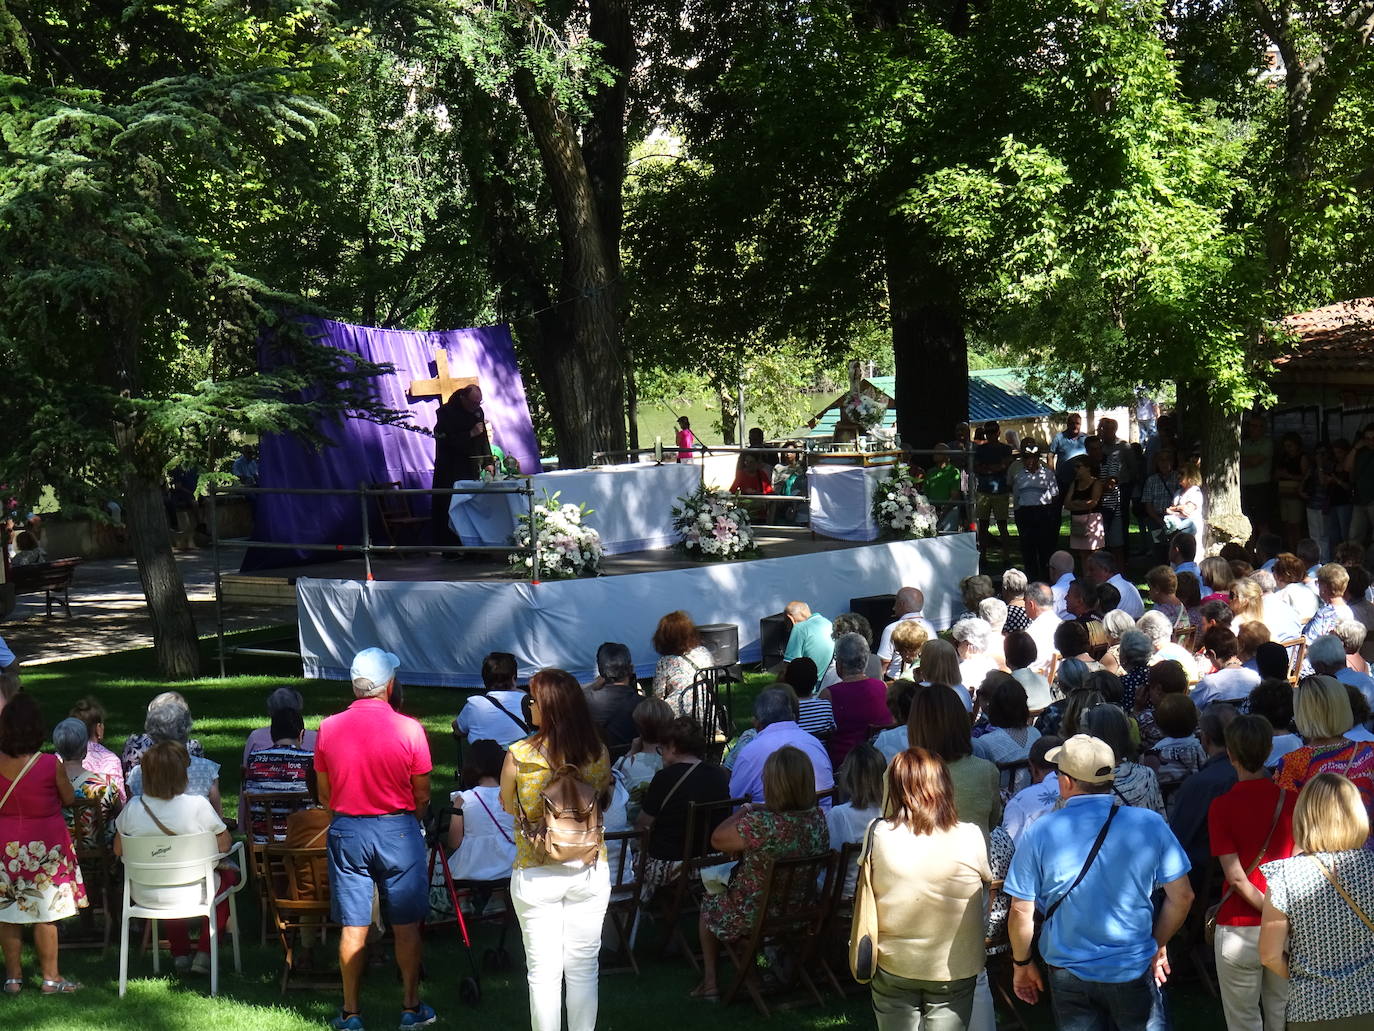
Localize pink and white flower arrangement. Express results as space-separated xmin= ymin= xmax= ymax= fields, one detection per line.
xmin=841 ymin=392 xmax=887 ymax=430
xmin=672 ymin=483 xmax=758 ymax=560
xmin=510 ymin=490 xmax=602 ymax=579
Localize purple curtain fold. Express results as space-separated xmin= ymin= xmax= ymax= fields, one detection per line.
xmin=241 ymin=316 xmax=541 ymax=572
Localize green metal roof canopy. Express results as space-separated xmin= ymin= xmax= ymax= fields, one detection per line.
xmin=801 ymin=369 xmax=1055 ymax=438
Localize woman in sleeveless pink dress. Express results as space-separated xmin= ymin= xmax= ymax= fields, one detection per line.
xmin=0 ymin=695 xmax=86 ymax=994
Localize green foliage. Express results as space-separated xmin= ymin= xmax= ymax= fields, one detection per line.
xmin=0 ymin=2 xmax=414 ymax=512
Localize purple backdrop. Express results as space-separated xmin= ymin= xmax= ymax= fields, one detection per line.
xmin=242 ymin=316 xmax=541 ymax=571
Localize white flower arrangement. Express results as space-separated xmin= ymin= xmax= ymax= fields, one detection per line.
xmin=672 ymin=483 xmax=758 ymax=561
xmin=871 ymin=464 xmax=937 ymax=539
xmin=841 ymin=391 xmax=888 ymax=430
xmin=510 ymin=490 xmax=603 ymax=579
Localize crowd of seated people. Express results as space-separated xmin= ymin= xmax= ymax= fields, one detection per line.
xmin=10 ymin=515 xmax=1374 ymax=1031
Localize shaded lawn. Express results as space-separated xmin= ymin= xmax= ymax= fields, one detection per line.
xmin=5 ymin=628 xmax=1224 ymax=1029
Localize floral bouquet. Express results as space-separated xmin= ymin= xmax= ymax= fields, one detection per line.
xmin=672 ymin=483 xmax=759 ymax=561
xmin=510 ymin=490 xmax=603 ymax=579
xmin=841 ymin=392 xmax=888 ymax=430
xmin=871 ymin=464 xmax=937 ymax=539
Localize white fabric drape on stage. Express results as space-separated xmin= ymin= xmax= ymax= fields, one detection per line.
xmin=807 ymin=465 xmax=886 ymax=542
xmin=298 ymin=533 xmax=979 ymax=687
xmin=448 ymin=462 xmax=702 ymax=555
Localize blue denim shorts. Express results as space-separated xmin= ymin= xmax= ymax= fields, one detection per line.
xmin=327 ymin=813 xmax=428 ymax=927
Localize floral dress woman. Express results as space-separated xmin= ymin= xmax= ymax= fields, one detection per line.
xmin=701 ymin=806 xmax=828 ymax=942
xmin=653 ymin=645 xmax=714 ymax=718
xmin=0 ymin=753 xmax=87 ymax=922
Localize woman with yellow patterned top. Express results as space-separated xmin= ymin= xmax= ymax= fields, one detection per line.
xmin=500 ymin=669 xmax=612 ymax=1031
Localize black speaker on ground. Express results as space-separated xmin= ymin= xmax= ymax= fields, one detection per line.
xmin=759 ymin=613 xmax=792 ymax=670
xmin=695 ymin=623 xmax=740 ymax=672
xmin=849 ymin=594 xmax=898 ymax=637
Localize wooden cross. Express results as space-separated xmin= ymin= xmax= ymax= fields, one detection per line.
xmin=408 ymin=348 xmax=479 ymax=403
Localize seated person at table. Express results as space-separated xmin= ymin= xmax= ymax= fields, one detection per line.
xmin=695 ymin=746 xmax=830 ymax=1001
xmin=583 ymin=642 xmax=642 ymax=755
xmin=827 ymin=743 xmax=885 ymax=897
xmin=636 ymin=717 xmax=734 ymax=894
xmin=886 ymin=619 xmax=930 ymax=681
xmin=453 ymin=652 xmax=531 ymax=748
xmin=242 ymin=709 xmax=314 ymax=841
xmin=786 ymin=658 xmax=834 ymax=737
xmin=445 ymin=739 xmax=517 ymax=887
xmin=242 ymin=687 xmax=319 ymax=764
xmin=652 ymin=611 xmax=715 ymax=717
xmin=819 ymin=633 xmax=892 ymax=767
xmin=729 ymin=687 xmax=834 ymax=806
xmin=114 ymin=741 xmax=236 ymax=974
xmin=614 ymin=698 xmax=674 ymax=816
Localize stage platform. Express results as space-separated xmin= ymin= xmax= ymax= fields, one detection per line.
xmin=286 ymin=530 xmax=979 ymax=688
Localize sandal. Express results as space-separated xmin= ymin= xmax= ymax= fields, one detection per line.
xmin=3 ymin=978 xmax=21 ymax=995
xmin=40 ymin=978 xmax=81 ymax=995
xmin=688 ymin=982 xmax=719 ymax=1002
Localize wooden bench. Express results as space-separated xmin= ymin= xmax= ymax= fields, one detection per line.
xmin=9 ymin=557 xmax=82 ymax=617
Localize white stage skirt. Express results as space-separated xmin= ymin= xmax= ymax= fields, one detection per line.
xmin=808 ymin=465 xmax=886 ymax=542
xmin=448 ymin=461 xmax=702 ymax=556
xmin=298 ymin=533 xmax=979 ymax=687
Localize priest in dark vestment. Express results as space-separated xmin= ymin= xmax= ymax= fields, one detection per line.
xmin=431 ymin=383 xmax=491 ymax=550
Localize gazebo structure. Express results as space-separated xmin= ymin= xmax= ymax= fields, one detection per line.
xmin=801 ymin=369 xmax=1132 ymax=445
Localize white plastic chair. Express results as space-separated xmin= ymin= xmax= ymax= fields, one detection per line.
xmin=118 ymin=832 xmax=246 ymax=997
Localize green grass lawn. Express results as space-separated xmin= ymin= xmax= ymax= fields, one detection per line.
xmin=3 ymin=629 xmax=1224 ymax=1030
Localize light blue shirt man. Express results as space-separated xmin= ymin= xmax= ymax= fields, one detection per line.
xmin=727 ymin=688 xmax=834 ymax=809
xmin=782 ymin=602 xmax=834 ymax=690
xmin=1006 ymin=774 xmax=1191 ymax=981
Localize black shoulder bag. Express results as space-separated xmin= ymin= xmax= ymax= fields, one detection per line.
xmin=1042 ymin=804 xmax=1118 ymax=926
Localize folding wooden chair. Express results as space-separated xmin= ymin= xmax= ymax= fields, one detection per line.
xmin=66 ymin=797 xmax=117 ymax=949
xmin=1278 ymin=636 xmax=1307 ymax=684
xmin=684 ymin=667 xmax=735 ymax=760
xmin=984 ymin=879 xmax=1031 ymax=1031
xmin=602 ymin=828 xmax=646 ymax=974
xmin=367 ymin=480 xmax=429 ymax=549
xmin=817 ymin=841 xmax=864 ymax=997
xmin=241 ymin=787 xmax=314 ymax=944
xmin=655 ymin=795 xmax=748 ymax=968
xmin=996 ymin=758 xmax=1032 ymax=800
xmin=261 ymin=843 xmax=339 ymax=993
xmin=719 ymin=851 xmax=838 ymax=1016
xmin=1172 ymin=858 xmax=1221 ymax=998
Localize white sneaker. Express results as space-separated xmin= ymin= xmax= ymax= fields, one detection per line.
xmin=191 ymin=953 xmax=212 ymax=975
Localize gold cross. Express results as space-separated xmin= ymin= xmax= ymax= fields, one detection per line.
xmin=408 ymin=348 xmax=478 ymax=403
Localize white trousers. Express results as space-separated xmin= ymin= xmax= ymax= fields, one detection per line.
xmin=512 ymin=862 xmax=611 ymax=1031
xmin=1215 ymin=923 xmax=1288 ymax=1031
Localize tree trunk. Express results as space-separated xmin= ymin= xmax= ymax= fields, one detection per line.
xmin=115 ymin=434 xmax=201 ymax=678
xmin=512 ymin=70 xmax=628 ymax=468
xmin=886 ymin=235 xmax=969 ymax=450
xmin=1177 ymin=379 xmax=1248 ymax=551
xmin=718 ymin=390 xmax=737 ymax=445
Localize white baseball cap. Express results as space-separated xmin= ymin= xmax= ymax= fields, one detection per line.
xmin=350 ymin=647 xmax=401 ymax=687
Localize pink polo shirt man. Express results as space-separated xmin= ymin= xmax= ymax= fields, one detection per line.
xmin=315 ymin=697 xmax=432 ymax=816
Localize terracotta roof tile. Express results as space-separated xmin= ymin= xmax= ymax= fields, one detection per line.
xmin=1276 ymin=298 xmax=1374 ymax=370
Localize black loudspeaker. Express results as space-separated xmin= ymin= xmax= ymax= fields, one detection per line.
xmin=759 ymin=613 xmax=792 ymax=670
xmin=694 ymin=623 xmax=740 ymax=669
xmin=849 ymin=594 xmax=898 ymax=637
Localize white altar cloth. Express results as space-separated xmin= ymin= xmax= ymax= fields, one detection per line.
xmin=807 ymin=465 xmax=886 ymax=542
xmin=448 ymin=461 xmax=701 ymax=556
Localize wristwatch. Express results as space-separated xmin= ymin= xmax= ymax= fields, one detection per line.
xmin=1012 ymin=956 xmax=1034 ymax=967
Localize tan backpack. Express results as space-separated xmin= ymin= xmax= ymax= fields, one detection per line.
xmin=517 ymin=762 xmax=604 ymax=867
